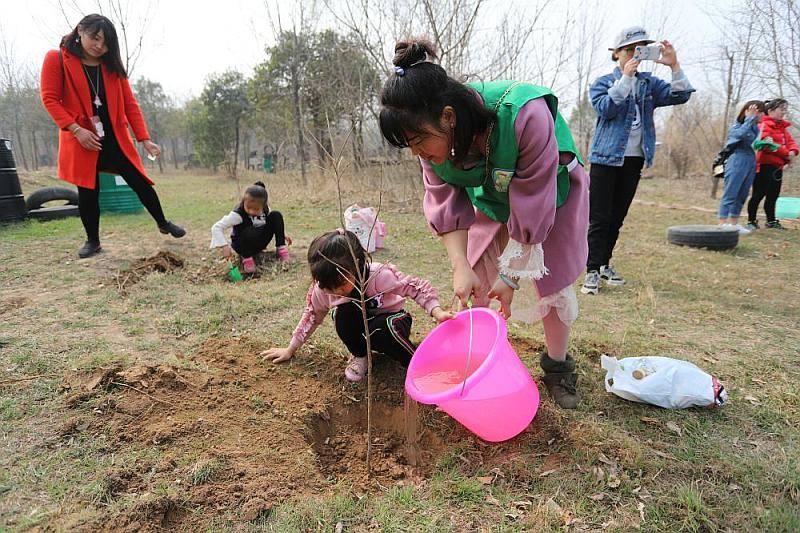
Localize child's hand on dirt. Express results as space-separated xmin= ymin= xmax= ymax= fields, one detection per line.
xmin=221 ymin=245 xmax=232 ymax=259
xmin=261 ymin=347 xmax=294 ymax=363
xmin=431 ymin=306 xmax=455 ymax=323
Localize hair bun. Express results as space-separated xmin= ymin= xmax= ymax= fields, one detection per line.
xmin=253 ymin=181 xmax=266 ymax=188
xmin=393 ymin=38 xmax=437 ymax=68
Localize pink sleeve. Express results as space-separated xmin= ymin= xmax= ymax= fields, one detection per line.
xmin=506 ymin=98 xmax=559 ymax=245
xmin=421 ymin=158 xmax=476 ymax=234
xmin=374 ymin=263 xmax=441 ymax=314
xmin=289 ymin=284 xmax=330 ymax=351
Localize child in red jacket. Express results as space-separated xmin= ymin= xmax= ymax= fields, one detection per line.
xmin=747 ymin=99 xmax=798 ymax=230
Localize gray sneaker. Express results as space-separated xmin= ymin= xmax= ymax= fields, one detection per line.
xmin=600 ymin=265 xmax=626 ymax=286
xmin=581 ymin=270 xmax=600 ymax=295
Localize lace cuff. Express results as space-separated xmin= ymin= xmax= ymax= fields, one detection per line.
xmin=498 ymin=240 xmax=548 ymax=280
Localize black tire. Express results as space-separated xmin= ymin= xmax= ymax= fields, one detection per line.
xmin=27 ymin=205 xmax=80 ymax=221
xmin=25 ymin=187 xmax=79 ymax=211
xmin=666 ymin=225 xmax=739 ymax=250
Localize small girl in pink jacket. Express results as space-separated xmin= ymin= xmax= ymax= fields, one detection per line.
xmin=261 ymin=229 xmax=453 ymax=381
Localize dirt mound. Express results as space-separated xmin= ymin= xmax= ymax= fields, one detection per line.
xmin=58 ymin=337 xmax=571 ymax=530
xmin=114 ymin=251 xmax=184 ymax=292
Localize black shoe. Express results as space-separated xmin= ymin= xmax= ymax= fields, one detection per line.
xmin=158 ymin=221 xmax=186 ymax=238
xmin=78 ymin=240 xmax=102 ymax=258
xmin=540 ymin=353 xmax=581 ymax=409
xmin=765 ymin=220 xmax=786 ymax=230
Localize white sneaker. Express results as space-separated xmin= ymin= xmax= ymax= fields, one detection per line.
xmin=733 ymin=224 xmax=751 ymax=235
xmin=600 ymin=265 xmax=626 ymax=286
xmin=581 ymin=270 xmax=600 ymax=295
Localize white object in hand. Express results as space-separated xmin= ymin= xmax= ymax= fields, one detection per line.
xmin=147 ymin=153 xmax=157 ymax=161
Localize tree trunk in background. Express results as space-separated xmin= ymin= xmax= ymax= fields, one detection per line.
xmin=31 ymin=130 xmax=39 ymax=171
xmin=291 ymin=31 xmax=307 ymax=185
xmin=233 ymin=118 xmax=240 ymax=177
xmin=171 ymin=138 xmax=179 ymax=169
xmin=13 ymin=121 xmax=28 ymax=171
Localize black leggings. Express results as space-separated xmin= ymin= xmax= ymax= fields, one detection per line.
xmin=78 ymin=153 xmax=167 ymax=242
xmin=747 ymin=164 xmax=783 ymax=223
xmin=333 ymin=300 xmax=416 ymax=366
xmin=586 ymin=157 xmax=645 ymax=272
xmin=231 ymin=211 xmax=286 ymax=257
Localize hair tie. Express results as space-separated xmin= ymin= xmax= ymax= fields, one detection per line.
xmin=336 ymin=228 xmax=345 ymax=235
xmin=393 ymin=66 xmax=405 ymax=76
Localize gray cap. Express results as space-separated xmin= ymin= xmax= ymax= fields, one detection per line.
xmin=609 ymin=26 xmax=654 ymax=51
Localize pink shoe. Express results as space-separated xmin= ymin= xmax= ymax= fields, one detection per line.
xmin=344 ymin=355 xmax=368 ymax=382
xmin=276 ymin=246 xmax=291 ymax=262
xmin=242 ymin=256 xmax=256 ymax=273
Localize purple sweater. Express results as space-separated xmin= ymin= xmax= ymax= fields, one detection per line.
xmin=420 ymin=97 xmax=589 ymax=296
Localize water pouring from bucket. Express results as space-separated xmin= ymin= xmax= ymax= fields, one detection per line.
xmin=404 ymin=307 xmax=539 ymax=442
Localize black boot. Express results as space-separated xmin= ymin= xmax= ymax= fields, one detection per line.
xmin=77 ymin=240 xmax=102 ymax=258
xmin=540 ymin=353 xmax=580 ymax=409
xmin=158 ymin=221 xmax=186 ymax=238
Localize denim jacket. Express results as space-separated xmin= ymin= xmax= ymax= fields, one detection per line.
xmin=588 ymin=67 xmax=695 ymax=168
xmin=724 ymin=115 xmax=759 ymax=155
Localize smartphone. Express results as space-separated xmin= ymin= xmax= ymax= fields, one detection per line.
xmin=634 ymin=44 xmax=661 ymax=61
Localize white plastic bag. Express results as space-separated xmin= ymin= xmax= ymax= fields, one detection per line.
xmin=600 ymin=355 xmax=727 ymax=409
xmin=344 ymin=204 xmax=385 ymax=253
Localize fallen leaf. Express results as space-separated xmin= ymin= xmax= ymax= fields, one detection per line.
xmin=744 ymin=395 xmax=760 ymax=405
xmin=607 ymin=475 xmax=621 ymax=488
xmin=485 ymin=493 xmax=501 ymax=506
xmin=666 ymin=421 xmax=683 ymax=437
xmin=638 ymin=501 xmax=646 ymax=522
xmin=639 ymin=416 xmax=661 ymax=425
xmin=335 ymin=522 xmax=343 ymax=533
xmin=545 ymin=498 xmax=564 ymax=515
xmin=729 ymin=483 xmax=742 ymax=492
xmin=504 ymin=511 xmax=520 ymax=521
xmin=477 ymin=476 xmax=494 ymax=485
xmin=513 ymin=500 xmax=533 ymax=509
xmin=597 ymin=452 xmax=615 ymax=465
xmin=592 ymin=466 xmax=605 ymax=483
xmin=652 ymin=450 xmax=675 ymax=460
xmin=539 ymin=468 xmax=559 ymax=477
xmin=589 ymin=493 xmax=606 ymax=501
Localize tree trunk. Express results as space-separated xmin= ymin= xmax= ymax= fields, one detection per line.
xmin=233 ymin=118 xmax=240 ymax=177
xmin=31 ymin=130 xmax=40 ymax=171
xmin=292 ymin=31 xmax=307 ymax=185
xmin=171 ymin=138 xmax=179 ymax=169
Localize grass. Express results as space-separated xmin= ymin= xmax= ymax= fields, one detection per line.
xmin=1 ymin=165 xmax=799 ymax=531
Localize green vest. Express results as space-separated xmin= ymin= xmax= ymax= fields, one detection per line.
xmin=431 ymin=80 xmax=583 ymax=223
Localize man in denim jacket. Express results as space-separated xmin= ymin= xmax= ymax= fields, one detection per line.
xmin=582 ymin=26 xmax=695 ymax=295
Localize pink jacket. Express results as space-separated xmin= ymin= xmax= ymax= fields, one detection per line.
xmin=289 ymin=262 xmax=441 ymax=351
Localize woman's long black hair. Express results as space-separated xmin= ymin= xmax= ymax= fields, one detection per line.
xmin=61 ymin=14 xmax=127 ymax=78
xmin=378 ymin=38 xmax=496 ymax=165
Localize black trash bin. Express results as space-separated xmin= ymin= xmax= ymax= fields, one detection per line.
xmin=0 ymin=138 xmax=27 ymax=222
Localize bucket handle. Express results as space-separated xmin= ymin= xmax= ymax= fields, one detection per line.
xmin=459 ymin=299 xmax=474 ymax=396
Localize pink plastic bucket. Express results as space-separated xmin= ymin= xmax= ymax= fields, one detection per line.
xmin=405 ymin=308 xmax=539 ymax=442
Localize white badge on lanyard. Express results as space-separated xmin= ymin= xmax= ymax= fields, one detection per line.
xmin=90 ymin=115 xmax=105 ymax=139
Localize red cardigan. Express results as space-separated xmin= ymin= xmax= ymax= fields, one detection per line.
xmin=40 ymin=48 xmax=152 ymax=189
xmin=756 ymin=115 xmax=799 ymax=170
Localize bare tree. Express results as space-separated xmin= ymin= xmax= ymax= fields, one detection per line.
xmin=55 ymin=0 xmax=156 ymax=77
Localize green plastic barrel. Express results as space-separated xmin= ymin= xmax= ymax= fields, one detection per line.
xmin=775 ymin=197 xmax=800 ymax=219
xmin=98 ymin=172 xmax=143 ymax=214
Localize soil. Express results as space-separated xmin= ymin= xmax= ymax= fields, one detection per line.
xmin=57 ymin=336 xmax=568 ymax=531
xmin=113 ymin=251 xmax=185 ymax=293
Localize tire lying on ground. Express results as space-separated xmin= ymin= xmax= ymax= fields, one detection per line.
xmin=27 ymin=205 xmax=80 ymax=221
xmin=666 ymin=225 xmax=739 ymax=251
xmin=25 ymin=186 xmax=79 ymax=211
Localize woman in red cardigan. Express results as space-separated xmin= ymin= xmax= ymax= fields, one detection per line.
xmin=40 ymin=14 xmax=185 ymax=258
